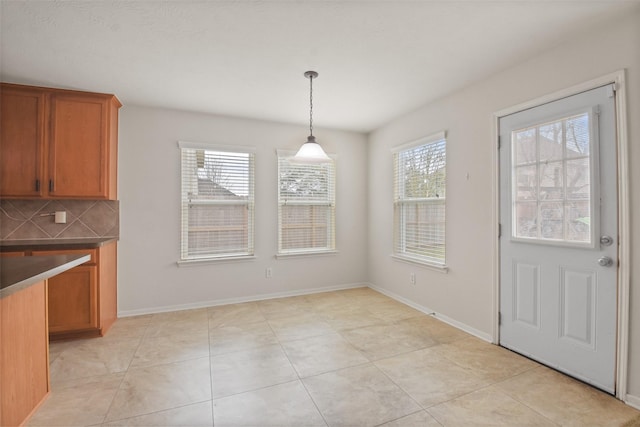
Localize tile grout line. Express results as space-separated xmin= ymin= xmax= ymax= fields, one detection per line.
xmin=31 ymin=289 xmax=636 ymax=426
xmin=269 ymin=301 xmax=333 ymax=427
xmin=371 ymin=409 xmax=441 ymax=427
xmin=487 ymin=367 xmax=562 ymax=427
xmin=369 ymin=351 xmax=440 ymax=421
xmin=99 ymin=323 xmax=150 ymax=425
xmin=101 ymin=399 xmax=212 ymax=426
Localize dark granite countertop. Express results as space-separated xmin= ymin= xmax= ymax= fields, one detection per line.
xmin=0 ymin=237 xmax=117 ymax=251
xmin=0 ymin=254 xmax=91 ymax=299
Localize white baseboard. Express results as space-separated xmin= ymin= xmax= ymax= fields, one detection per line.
xmin=121 ymin=280 xmax=489 ymax=343
xmin=118 ymin=282 xmax=367 ymax=317
xmin=366 ymin=282 xmax=493 ymax=342
xmin=625 ymin=393 xmax=640 ymax=411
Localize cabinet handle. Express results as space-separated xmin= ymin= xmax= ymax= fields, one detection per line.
xmin=35 ymin=180 xmax=40 ymax=191
xmin=49 ymin=180 xmax=54 ymax=192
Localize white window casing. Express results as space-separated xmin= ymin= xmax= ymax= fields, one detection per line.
xmin=392 ymin=132 xmax=447 ymax=269
xmin=179 ymin=141 xmax=255 ymax=262
xmin=510 ymin=110 xmax=597 ymax=248
xmin=277 ymin=150 xmax=336 ymax=256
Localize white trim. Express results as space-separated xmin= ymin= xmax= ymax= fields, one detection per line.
xmin=276 ymin=149 xmax=296 ymax=157
xmin=176 ymin=255 xmax=256 ymax=267
xmin=390 ymin=254 xmax=448 ymax=273
xmin=494 ymin=72 xmax=622 ymax=117
xmin=492 ymin=70 xmax=630 ymax=400
xmin=391 ymin=130 xmax=446 ymax=153
xmin=367 ymin=283 xmax=493 ymax=342
xmin=625 ymin=394 xmax=640 ymax=411
xmin=507 ymin=106 xmax=600 ymax=249
xmin=492 ymin=110 xmax=500 ymax=344
xmin=117 ymin=282 xmax=366 ymax=317
xmin=178 ymin=140 xmax=256 ymax=153
xmin=276 ymin=150 xmax=337 ymax=256
xmin=275 ymin=250 xmax=339 ymax=259
xmin=613 ymin=70 xmax=630 ymax=402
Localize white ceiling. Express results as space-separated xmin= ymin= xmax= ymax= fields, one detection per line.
xmin=1 ymin=1 xmax=638 ymax=133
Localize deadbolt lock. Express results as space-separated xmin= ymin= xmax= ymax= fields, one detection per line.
xmin=600 ymin=236 xmax=613 ymax=246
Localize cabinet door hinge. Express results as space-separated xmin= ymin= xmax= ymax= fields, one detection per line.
xmin=498 ymin=312 xmax=502 ymax=325
xmin=497 ymin=136 xmax=501 ymax=150
xmin=498 ymin=223 xmax=502 ymax=238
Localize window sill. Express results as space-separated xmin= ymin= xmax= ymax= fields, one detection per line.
xmin=177 ymin=255 xmax=256 ymax=267
xmin=391 ymin=254 xmax=449 ymax=273
xmin=276 ymin=250 xmax=338 ymax=259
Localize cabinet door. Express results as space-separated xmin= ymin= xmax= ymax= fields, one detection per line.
xmin=0 ymin=281 xmax=49 ymax=427
xmin=0 ymin=87 xmax=46 ymax=197
xmin=49 ymin=94 xmax=109 ymax=198
xmin=47 ymin=266 xmax=98 ymax=333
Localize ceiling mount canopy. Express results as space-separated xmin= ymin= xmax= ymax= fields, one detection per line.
xmin=293 ymin=70 xmax=331 ymax=163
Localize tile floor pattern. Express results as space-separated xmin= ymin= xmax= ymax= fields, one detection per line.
xmin=28 ymin=288 xmax=640 ymax=427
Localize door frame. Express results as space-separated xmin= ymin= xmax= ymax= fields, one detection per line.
xmin=491 ymin=70 xmax=630 ymax=400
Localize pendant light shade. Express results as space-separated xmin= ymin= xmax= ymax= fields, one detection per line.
xmin=293 ymin=71 xmax=331 ymax=163
xmin=294 ymin=135 xmax=331 ymax=163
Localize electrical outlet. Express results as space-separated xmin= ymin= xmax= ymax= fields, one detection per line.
xmin=54 ymin=211 xmax=67 ymax=224
xmin=410 ymin=273 xmax=416 ymax=285
xmin=265 ymin=267 xmax=272 ymax=279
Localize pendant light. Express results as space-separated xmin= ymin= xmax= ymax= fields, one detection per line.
xmin=293 ymin=71 xmax=331 ymax=163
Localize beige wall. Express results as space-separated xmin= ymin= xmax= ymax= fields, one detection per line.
xmin=117 ymin=106 xmax=368 ymax=314
xmin=367 ymin=11 xmax=640 ymax=400
xmin=117 ymin=9 xmax=639 ymax=402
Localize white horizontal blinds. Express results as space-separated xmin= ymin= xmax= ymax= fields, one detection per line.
xmin=511 ymin=112 xmax=592 ymax=244
xmin=180 ymin=145 xmax=254 ymax=260
xmin=393 ymin=136 xmax=446 ymax=265
xmin=278 ymin=153 xmax=335 ymax=254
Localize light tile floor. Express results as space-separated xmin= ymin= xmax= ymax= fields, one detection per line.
xmin=28 ymin=287 xmax=640 ymax=427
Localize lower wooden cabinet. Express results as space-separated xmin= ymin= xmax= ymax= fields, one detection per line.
xmin=31 ymin=242 xmax=117 ymax=340
xmin=47 ymin=266 xmax=98 ymax=333
xmin=0 ymin=280 xmax=49 ymax=427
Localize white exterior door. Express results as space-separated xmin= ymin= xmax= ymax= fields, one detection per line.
xmin=499 ymin=85 xmax=618 ymax=393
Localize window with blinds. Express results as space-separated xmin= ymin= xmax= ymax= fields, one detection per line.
xmin=277 ymin=151 xmax=336 ymax=255
xmin=179 ymin=142 xmax=255 ymax=261
xmin=393 ymin=132 xmax=446 ymax=267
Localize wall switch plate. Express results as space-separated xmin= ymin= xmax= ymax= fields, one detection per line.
xmin=410 ymin=273 xmax=416 ymax=285
xmin=265 ymin=267 xmax=272 ymax=279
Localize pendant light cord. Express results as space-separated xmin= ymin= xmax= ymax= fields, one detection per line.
xmin=309 ymin=74 xmax=314 ymax=137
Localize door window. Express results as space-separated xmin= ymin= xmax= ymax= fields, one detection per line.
xmin=511 ymin=111 xmax=595 ymax=246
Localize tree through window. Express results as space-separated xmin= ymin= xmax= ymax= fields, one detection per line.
xmin=179 ymin=142 xmax=255 ymax=260
xmin=393 ymin=133 xmax=447 ymax=266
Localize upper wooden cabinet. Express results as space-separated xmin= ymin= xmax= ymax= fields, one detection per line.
xmin=0 ymin=83 xmax=121 ymax=200
xmin=0 ymin=86 xmax=46 ymax=197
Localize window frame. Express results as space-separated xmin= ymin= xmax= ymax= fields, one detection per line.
xmin=392 ymin=131 xmax=447 ymax=270
xmin=509 ymin=108 xmax=599 ymax=249
xmin=276 ymin=149 xmax=336 ymax=257
xmin=178 ymin=141 xmax=255 ymax=264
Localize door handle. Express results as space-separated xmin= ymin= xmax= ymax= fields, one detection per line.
xmin=598 ymin=256 xmax=613 ymax=267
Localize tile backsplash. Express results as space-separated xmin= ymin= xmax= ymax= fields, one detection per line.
xmin=0 ymin=199 xmax=119 ymax=240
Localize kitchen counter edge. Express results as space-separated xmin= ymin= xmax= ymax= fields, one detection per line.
xmin=1 ymin=254 xmax=91 ymax=299
xmin=0 ymin=237 xmax=117 ymax=251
